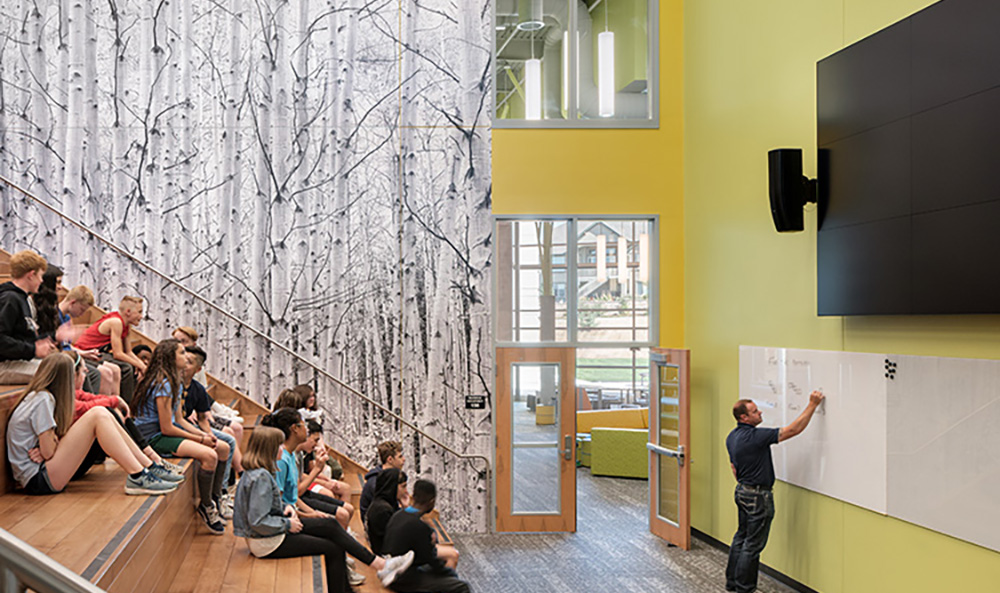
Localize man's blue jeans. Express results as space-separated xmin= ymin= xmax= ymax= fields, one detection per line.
xmin=725 ymin=484 xmax=775 ymax=593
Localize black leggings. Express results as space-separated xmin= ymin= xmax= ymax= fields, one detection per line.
xmin=265 ymin=517 xmax=375 ymax=593
xmin=302 ymin=490 xmax=345 ymax=510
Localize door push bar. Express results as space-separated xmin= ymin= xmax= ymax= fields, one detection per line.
xmin=647 ymin=442 xmax=686 ymax=467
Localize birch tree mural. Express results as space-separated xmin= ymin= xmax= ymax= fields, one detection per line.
xmin=0 ymin=0 xmax=493 ymax=532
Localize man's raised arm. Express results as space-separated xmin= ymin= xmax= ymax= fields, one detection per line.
xmin=778 ymin=390 xmax=825 ymax=442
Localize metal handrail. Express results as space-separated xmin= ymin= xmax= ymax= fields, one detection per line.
xmin=0 ymin=528 xmax=105 ymax=593
xmin=0 ymin=174 xmax=491 ymax=491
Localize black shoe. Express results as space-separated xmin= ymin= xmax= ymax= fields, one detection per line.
xmin=197 ymin=503 xmax=226 ymax=535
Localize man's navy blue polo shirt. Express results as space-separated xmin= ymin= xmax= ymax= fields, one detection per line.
xmin=726 ymin=422 xmax=780 ymax=488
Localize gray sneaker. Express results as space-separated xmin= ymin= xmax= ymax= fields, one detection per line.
xmin=125 ymin=470 xmax=178 ymax=496
xmin=148 ymin=463 xmax=184 ymax=483
xmin=377 ymin=550 xmax=415 ymax=586
xmin=160 ymin=460 xmax=185 ymax=476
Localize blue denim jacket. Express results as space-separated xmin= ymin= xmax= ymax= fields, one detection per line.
xmin=232 ymin=468 xmax=290 ymax=538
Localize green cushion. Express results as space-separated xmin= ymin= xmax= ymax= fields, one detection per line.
xmin=590 ymin=427 xmax=648 ymax=479
xmin=576 ymin=435 xmax=592 ymax=468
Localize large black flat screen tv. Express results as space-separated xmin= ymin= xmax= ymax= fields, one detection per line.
xmin=817 ymin=0 xmax=1000 ymax=315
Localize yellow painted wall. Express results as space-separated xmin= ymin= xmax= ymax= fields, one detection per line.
xmin=685 ymin=0 xmax=1000 ymax=591
xmin=492 ymin=0 xmax=685 ymax=348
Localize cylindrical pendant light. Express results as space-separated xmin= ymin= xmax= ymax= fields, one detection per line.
xmin=517 ymin=0 xmax=544 ymax=31
xmin=598 ymin=31 xmax=615 ymax=117
xmin=562 ymin=31 xmax=569 ymax=114
xmin=597 ymin=235 xmax=607 ymax=282
xmin=525 ymin=58 xmax=542 ymax=120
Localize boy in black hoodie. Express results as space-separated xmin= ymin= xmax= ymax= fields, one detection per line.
xmin=0 ymin=250 xmax=56 ymax=383
xmin=382 ymin=479 xmax=470 ymax=593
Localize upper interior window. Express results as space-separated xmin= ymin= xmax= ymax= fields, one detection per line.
xmin=494 ymin=0 xmax=658 ymax=127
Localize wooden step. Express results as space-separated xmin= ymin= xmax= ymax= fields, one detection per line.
xmin=0 ymin=458 xmax=197 ymax=593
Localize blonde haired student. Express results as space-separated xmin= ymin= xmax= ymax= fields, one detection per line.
xmin=5 ymin=353 xmax=176 ymax=496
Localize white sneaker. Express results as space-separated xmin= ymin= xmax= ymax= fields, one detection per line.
xmin=377 ymin=550 xmax=414 ymax=586
xmin=215 ymin=494 xmax=234 ymax=520
xmin=212 ymin=402 xmax=242 ymax=421
xmin=348 ymin=566 xmax=365 ymax=586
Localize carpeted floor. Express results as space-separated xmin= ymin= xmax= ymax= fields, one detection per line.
xmin=453 ymin=468 xmax=800 ymax=593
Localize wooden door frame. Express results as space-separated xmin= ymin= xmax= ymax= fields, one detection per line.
xmin=648 ymin=347 xmax=690 ymax=549
xmin=495 ymin=347 xmax=577 ymax=532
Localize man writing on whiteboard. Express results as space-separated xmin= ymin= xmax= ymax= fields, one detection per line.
xmin=725 ymin=390 xmax=825 ymax=593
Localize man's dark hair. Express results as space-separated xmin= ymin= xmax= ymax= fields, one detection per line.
xmin=733 ymin=399 xmax=754 ymax=422
xmin=132 ymin=344 xmax=152 ymax=356
xmin=185 ymin=344 xmax=207 ymax=367
xmin=306 ymin=420 xmax=323 ymax=435
xmin=412 ymin=479 xmax=436 ymax=507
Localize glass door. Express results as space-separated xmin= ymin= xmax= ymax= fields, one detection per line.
xmin=496 ymin=347 xmax=577 ymax=532
xmin=647 ymin=348 xmax=690 ymax=548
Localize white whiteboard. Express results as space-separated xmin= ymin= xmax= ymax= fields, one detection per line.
xmin=739 ymin=346 xmax=1000 ymax=553
xmin=738 ymin=346 xmax=888 ymax=514
xmin=887 ymin=354 xmax=1000 ymax=553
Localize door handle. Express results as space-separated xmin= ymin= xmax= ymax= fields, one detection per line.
xmin=562 ymin=434 xmax=573 ymax=460
xmin=647 ymin=442 xmax=686 ymax=467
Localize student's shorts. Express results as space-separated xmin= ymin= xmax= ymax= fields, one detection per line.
xmin=24 ymin=464 xmax=61 ymax=495
xmin=149 ymin=434 xmax=186 ymax=456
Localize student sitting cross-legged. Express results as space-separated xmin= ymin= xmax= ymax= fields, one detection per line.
xmin=5 ymin=353 xmax=177 ymax=496
xmin=382 ymin=479 xmax=470 ymax=593
xmin=234 ymin=426 xmax=414 ymax=593
xmin=132 ymin=339 xmax=230 ymax=534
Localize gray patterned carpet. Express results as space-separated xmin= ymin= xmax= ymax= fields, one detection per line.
xmin=453 ymin=469 xmax=800 ymax=593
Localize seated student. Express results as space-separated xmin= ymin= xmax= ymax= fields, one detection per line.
xmin=171 ymin=326 xmax=209 ymax=384
xmin=296 ymin=421 xmax=354 ymax=520
xmin=382 ymin=479 xmax=470 ymax=593
xmin=66 ymin=352 xmax=184 ymax=484
xmin=365 ymin=468 xmax=405 ymax=556
xmin=132 ymin=339 xmax=229 ymax=534
xmin=360 ymin=440 xmax=406 ymax=520
xmin=263 ymin=409 xmax=351 ymax=529
xmin=300 ymin=420 xmax=352 ymax=502
xmin=74 ymin=296 xmax=147 ymax=402
xmin=32 ymin=268 xmax=111 ymax=395
xmin=273 ymin=388 xmax=306 ymax=412
xmin=233 ymin=427 xmax=414 ymax=593
xmin=132 ymin=344 xmax=152 ymax=368
xmin=292 ymin=384 xmax=323 ymax=423
xmin=5 ymin=353 xmax=176 ymax=496
xmin=0 ymin=250 xmax=57 ymax=384
xmin=180 ymin=345 xmax=239 ymax=517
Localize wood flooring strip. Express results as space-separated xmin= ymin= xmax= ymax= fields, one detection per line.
xmin=246 ymin=551 xmax=278 ymax=592
xmin=167 ymin=538 xmax=212 ymax=593
xmin=273 ymin=552 xmax=303 ymax=593
xmin=218 ymin=539 xmax=254 ymax=593
xmin=186 ymin=534 xmax=237 ymax=593
xmin=81 ymin=496 xmax=157 ymax=580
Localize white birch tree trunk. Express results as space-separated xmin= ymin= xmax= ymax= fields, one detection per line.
xmin=61 ymin=0 xmax=86 ymax=275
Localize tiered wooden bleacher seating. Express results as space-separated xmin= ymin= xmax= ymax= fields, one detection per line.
xmin=0 ymin=247 xmax=455 ymax=592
